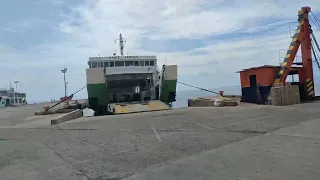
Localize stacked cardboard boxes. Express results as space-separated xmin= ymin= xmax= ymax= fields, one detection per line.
xmin=290 ymin=85 xmax=301 ymax=104
xmin=270 ymin=87 xmax=282 ymax=105
xmin=270 ymin=83 xmax=300 ymax=106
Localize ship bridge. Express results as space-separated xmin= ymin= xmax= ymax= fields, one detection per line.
xmin=88 ymin=55 xmax=158 ymax=75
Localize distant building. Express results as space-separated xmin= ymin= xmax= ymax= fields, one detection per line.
xmin=0 ymin=88 xmax=27 ymax=106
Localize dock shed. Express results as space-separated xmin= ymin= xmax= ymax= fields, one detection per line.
xmin=237 ymin=65 xmax=302 ymax=104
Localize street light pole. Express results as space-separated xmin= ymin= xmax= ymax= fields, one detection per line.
xmin=61 ymin=68 xmax=67 ymax=97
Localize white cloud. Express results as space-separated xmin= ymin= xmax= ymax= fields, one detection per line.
xmin=60 ymin=0 xmax=320 ymax=57
xmin=1 ymin=0 xmax=320 ymax=102
xmin=0 ymin=44 xmax=14 ymax=53
xmin=51 ymin=0 xmax=64 ymax=5
xmin=3 ymin=28 xmax=16 ymax=33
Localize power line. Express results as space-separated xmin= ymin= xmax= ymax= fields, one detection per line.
xmin=311 ymin=41 xmax=320 ymax=71
xmin=311 ymin=11 xmax=320 ymax=25
xmin=310 ymin=12 xmax=320 ymax=31
xmin=312 ymin=40 xmax=320 ymax=61
xmin=46 ymin=85 xmax=87 ymax=111
xmin=312 ymin=33 xmax=320 ymax=53
xmin=311 ymin=31 xmax=320 ymax=71
xmin=177 ymin=81 xmax=222 ymax=96
xmin=310 ymin=17 xmax=320 ymax=31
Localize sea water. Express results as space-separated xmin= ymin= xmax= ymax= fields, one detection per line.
xmin=172 ymin=86 xmax=242 ymax=108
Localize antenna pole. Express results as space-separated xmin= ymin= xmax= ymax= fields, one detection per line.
xmin=119 ymin=33 xmax=125 ymax=56
xmin=114 ymin=33 xmax=126 ymax=56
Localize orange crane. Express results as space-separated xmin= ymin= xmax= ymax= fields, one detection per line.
xmin=266 ymin=7 xmax=315 ymax=103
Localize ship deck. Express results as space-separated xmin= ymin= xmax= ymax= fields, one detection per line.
xmin=0 ymin=102 xmax=320 ymax=179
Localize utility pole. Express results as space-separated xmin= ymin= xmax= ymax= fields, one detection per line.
xmin=61 ymin=68 xmax=67 ymax=97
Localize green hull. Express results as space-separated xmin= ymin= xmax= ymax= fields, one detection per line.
xmin=160 ymin=80 xmax=177 ymax=103
xmin=86 ymin=68 xmax=109 ymax=115
xmin=160 ymin=65 xmax=178 ymax=103
xmin=87 ymin=83 xmax=108 ymax=106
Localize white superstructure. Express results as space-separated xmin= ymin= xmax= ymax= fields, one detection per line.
xmin=0 ymin=88 xmax=27 ymax=107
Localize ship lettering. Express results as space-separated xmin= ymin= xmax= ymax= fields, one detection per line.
xmin=107 ymin=56 xmax=139 ymax=59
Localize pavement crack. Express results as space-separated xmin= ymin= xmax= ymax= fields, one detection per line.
xmin=37 ymin=140 xmax=91 ymax=179
xmin=55 ymin=125 xmax=107 ymax=150
xmin=226 ymin=130 xmax=268 ymax=134
xmin=54 ymin=128 xmax=99 ymax=131
xmin=152 ymin=112 xmax=187 ymax=117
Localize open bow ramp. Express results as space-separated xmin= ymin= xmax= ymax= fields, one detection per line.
xmin=108 ymin=100 xmax=171 ymax=114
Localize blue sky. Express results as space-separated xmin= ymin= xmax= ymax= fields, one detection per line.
xmin=1 ymin=0 xmax=320 ymax=103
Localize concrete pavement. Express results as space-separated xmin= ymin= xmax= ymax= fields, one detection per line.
xmin=125 ymin=118 xmax=320 ymax=180
xmin=0 ymin=103 xmax=66 ymax=128
xmin=0 ymin=102 xmax=320 ymax=179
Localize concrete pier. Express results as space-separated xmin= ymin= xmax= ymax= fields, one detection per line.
xmin=0 ymin=102 xmax=320 ymax=179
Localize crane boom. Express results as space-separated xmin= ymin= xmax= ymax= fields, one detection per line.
xmin=266 ymin=7 xmax=314 ymax=103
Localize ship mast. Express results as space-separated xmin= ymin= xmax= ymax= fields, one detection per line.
xmin=114 ymin=33 xmax=126 ymax=56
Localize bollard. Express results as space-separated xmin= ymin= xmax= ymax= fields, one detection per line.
xmin=43 ymin=105 xmax=49 ymax=111
xmin=219 ymin=91 xmax=224 ymax=96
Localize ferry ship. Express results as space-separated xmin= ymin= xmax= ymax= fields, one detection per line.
xmin=86 ymin=33 xmax=178 ymax=115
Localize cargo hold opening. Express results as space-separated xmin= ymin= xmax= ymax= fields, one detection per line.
xmin=107 ymin=74 xmax=154 ymax=103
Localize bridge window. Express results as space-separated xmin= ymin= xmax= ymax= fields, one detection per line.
xmin=115 ymin=61 xmax=124 ymax=66
xmin=125 ymin=61 xmax=134 ymax=66
xmin=150 ymin=61 xmax=154 ymax=66
xmin=104 ymin=62 xmax=109 ymax=67
xmin=91 ymin=62 xmax=97 ymax=68
xmin=110 ymin=62 xmax=114 ymax=67
xmin=139 ymin=61 xmax=144 ymax=66
xmin=134 ymin=61 xmax=139 ymax=66
xmin=145 ymin=61 xmax=150 ymax=66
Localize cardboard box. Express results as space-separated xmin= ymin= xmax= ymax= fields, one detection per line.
xmin=274 ymin=83 xmax=283 ymax=87
xmin=270 ymin=87 xmax=282 ymax=106
xmin=285 ymin=82 xmax=292 ymax=86
xmin=292 ymin=85 xmax=300 ymax=104
xmin=270 ymin=85 xmax=300 ymax=106
xmin=281 ymin=86 xmax=289 ymax=106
